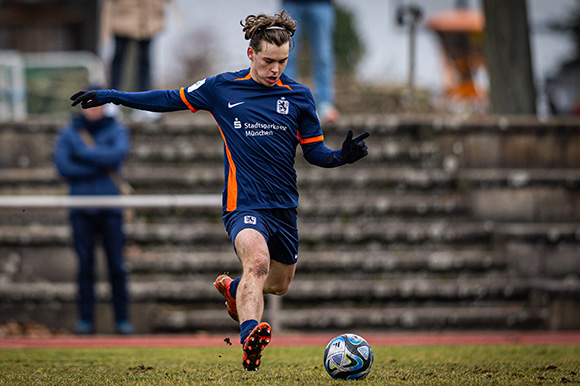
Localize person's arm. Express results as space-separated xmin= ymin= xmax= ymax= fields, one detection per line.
xmin=70 ymin=89 xmax=187 ymax=112
xmin=75 ymin=126 xmax=129 ymax=169
xmin=302 ymin=130 xmax=370 ymax=168
xmin=302 ymin=141 xmax=343 ymax=168
xmin=53 ymin=131 xmax=103 ymax=179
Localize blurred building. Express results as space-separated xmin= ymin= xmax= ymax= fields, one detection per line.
xmin=0 ymin=0 xmax=99 ymax=53
xmin=0 ymin=0 xmax=578 ymax=114
xmin=150 ymin=0 xmax=577 ymax=102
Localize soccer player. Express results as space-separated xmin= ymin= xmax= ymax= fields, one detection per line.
xmin=70 ymin=10 xmax=369 ymax=371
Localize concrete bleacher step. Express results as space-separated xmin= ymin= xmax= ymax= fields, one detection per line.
xmin=2 ymin=271 xmax=578 ymax=307
xmin=3 ymin=165 xmax=580 ymax=192
xmin=0 ymin=120 xmax=464 ymax=170
xmin=0 ymin=279 xmax=553 ymax=332
xmin=0 ymin=246 xmax=507 ymax=284
xmin=1 ymin=222 xmax=578 ymax=248
xmin=4 ymin=116 xmax=580 ymax=169
xmin=0 ymin=276 xmax=551 ymax=309
xmin=129 ymin=138 xmax=440 ymax=166
xmin=127 ymin=249 xmax=507 ymax=276
xmin=150 ymin=304 xmax=548 ymax=332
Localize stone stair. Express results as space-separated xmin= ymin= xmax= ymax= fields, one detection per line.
xmin=0 ymin=115 xmax=579 ymax=334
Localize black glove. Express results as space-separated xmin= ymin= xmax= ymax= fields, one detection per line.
xmin=339 ymin=130 xmax=370 ymax=164
xmin=70 ymin=90 xmax=102 ymax=109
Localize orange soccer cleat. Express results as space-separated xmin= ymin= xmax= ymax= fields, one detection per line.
xmin=214 ymin=274 xmax=239 ymax=322
xmin=242 ymin=322 xmax=272 ymax=371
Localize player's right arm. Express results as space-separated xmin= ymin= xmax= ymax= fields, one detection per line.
xmin=70 ymin=89 xmax=187 ymax=112
xmin=296 ymin=87 xmax=369 ymax=167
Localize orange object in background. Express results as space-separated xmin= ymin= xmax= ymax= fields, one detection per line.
xmin=426 ymin=9 xmax=487 ymax=101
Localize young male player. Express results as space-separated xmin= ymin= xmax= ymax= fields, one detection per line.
xmin=70 ymin=10 xmax=369 ymax=371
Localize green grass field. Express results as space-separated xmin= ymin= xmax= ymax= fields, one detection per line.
xmin=1 ymin=345 xmax=579 ymax=385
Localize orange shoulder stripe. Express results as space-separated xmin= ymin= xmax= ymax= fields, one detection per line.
xmin=234 ymin=72 xmax=252 ymax=81
xmin=179 ymin=87 xmax=197 ymax=113
xmin=276 ymin=79 xmax=293 ymax=91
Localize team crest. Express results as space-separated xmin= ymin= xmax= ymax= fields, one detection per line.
xmin=277 ymin=98 xmax=289 ymax=115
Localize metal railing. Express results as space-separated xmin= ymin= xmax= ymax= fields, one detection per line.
xmin=0 ymin=194 xmax=222 ymax=209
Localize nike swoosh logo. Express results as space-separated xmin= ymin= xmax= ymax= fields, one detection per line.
xmin=228 ymin=101 xmax=245 ymax=108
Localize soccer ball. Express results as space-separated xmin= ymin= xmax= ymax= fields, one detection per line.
xmin=323 ymin=333 xmax=373 ymax=380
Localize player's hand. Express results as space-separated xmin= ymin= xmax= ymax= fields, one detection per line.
xmin=70 ymin=90 xmax=102 ymax=109
xmin=339 ymin=130 xmax=370 ymax=164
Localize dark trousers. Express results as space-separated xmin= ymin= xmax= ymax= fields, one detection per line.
xmin=110 ymin=35 xmax=152 ymax=91
xmin=71 ymin=213 xmax=129 ymax=323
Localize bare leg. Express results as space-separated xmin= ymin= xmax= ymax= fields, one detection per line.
xmin=234 ymin=229 xmax=298 ymax=323
xmin=264 ymin=259 xmax=296 ymax=295
xmin=233 ymin=228 xmax=298 ymax=371
xmin=234 ymin=229 xmax=271 ymax=323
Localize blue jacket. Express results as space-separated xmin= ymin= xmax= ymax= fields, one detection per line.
xmin=53 ymin=114 xmax=130 ymax=215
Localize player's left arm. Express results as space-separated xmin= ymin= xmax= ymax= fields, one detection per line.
xmin=301 ymin=130 xmax=370 ymax=168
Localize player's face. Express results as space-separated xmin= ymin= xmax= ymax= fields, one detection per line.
xmin=248 ymin=41 xmax=290 ymax=87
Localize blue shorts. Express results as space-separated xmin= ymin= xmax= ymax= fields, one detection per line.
xmin=222 ymin=208 xmax=299 ymax=265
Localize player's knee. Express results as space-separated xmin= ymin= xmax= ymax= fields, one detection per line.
xmin=248 ymin=254 xmax=270 ymax=278
xmin=270 ymin=283 xmax=290 ymax=296
xmin=266 ymin=276 xmax=292 ymax=295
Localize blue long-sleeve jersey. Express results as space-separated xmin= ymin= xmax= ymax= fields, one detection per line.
xmin=92 ymin=69 xmax=342 ymax=213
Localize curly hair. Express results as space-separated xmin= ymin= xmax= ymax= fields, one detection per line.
xmin=241 ymin=10 xmax=297 ymax=52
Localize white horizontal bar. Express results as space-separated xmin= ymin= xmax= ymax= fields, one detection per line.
xmin=0 ymin=195 xmax=222 ymax=209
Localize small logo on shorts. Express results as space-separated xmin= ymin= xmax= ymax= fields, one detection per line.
xmin=244 ymin=215 xmax=257 ymax=225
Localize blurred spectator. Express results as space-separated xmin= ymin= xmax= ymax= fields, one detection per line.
xmin=101 ymin=0 xmax=180 ymax=122
xmin=282 ymin=0 xmax=338 ymax=122
xmin=53 ymin=84 xmax=134 ymax=335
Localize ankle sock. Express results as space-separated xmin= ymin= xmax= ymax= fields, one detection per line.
xmin=240 ymin=319 xmax=259 ymax=345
